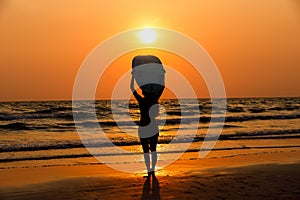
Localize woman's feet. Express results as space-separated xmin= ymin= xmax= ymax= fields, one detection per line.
xmin=148 ymin=169 xmax=156 ymax=177
xmin=144 ymin=170 xmax=155 ymax=178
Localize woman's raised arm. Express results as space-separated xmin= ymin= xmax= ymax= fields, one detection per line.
xmin=130 ymin=75 xmax=142 ymax=102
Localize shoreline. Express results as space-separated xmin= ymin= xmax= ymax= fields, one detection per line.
xmin=1 ymin=149 xmax=300 ymax=199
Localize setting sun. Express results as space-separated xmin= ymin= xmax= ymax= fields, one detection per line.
xmin=138 ymin=28 xmax=157 ymax=44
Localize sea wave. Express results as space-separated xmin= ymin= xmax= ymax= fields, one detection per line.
xmin=1 ymin=129 xmax=299 ymax=153
xmin=0 ymin=113 xmax=299 ymax=131
xmin=1 ymin=145 xmax=300 ymax=164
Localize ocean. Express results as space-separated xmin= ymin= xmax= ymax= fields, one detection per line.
xmin=0 ymin=97 xmax=299 ymax=169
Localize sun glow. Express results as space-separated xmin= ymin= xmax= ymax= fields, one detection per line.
xmin=138 ymin=28 xmax=157 ymax=44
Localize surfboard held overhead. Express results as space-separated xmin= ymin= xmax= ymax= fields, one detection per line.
xmin=132 ymin=55 xmax=165 ymax=96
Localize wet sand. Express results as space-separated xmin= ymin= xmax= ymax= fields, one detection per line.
xmin=1 ymin=149 xmax=300 ymax=199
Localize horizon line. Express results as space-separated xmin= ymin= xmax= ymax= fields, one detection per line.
xmin=0 ymin=96 xmax=299 ymax=103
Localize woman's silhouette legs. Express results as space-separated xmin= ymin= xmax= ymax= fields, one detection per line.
xmin=141 ymin=133 xmax=159 ymax=174
xmin=143 ymin=153 xmax=151 ymax=172
xmin=151 ymin=151 xmax=157 ymax=173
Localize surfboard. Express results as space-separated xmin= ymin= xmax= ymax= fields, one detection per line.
xmin=132 ymin=55 xmax=165 ymax=95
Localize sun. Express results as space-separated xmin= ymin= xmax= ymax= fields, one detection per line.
xmin=139 ymin=28 xmax=157 ymax=44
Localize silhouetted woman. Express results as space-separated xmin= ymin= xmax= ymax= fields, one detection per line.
xmin=130 ymin=55 xmax=165 ymax=176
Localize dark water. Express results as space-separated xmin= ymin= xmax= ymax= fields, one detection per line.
xmin=0 ymin=97 xmax=299 ymax=168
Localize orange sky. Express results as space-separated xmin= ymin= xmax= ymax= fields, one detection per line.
xmin=0 ymin=0 xmax=299 ymax=101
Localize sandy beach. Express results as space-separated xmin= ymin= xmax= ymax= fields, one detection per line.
xmin=1 ymin=148 xmax=300 ymax=200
